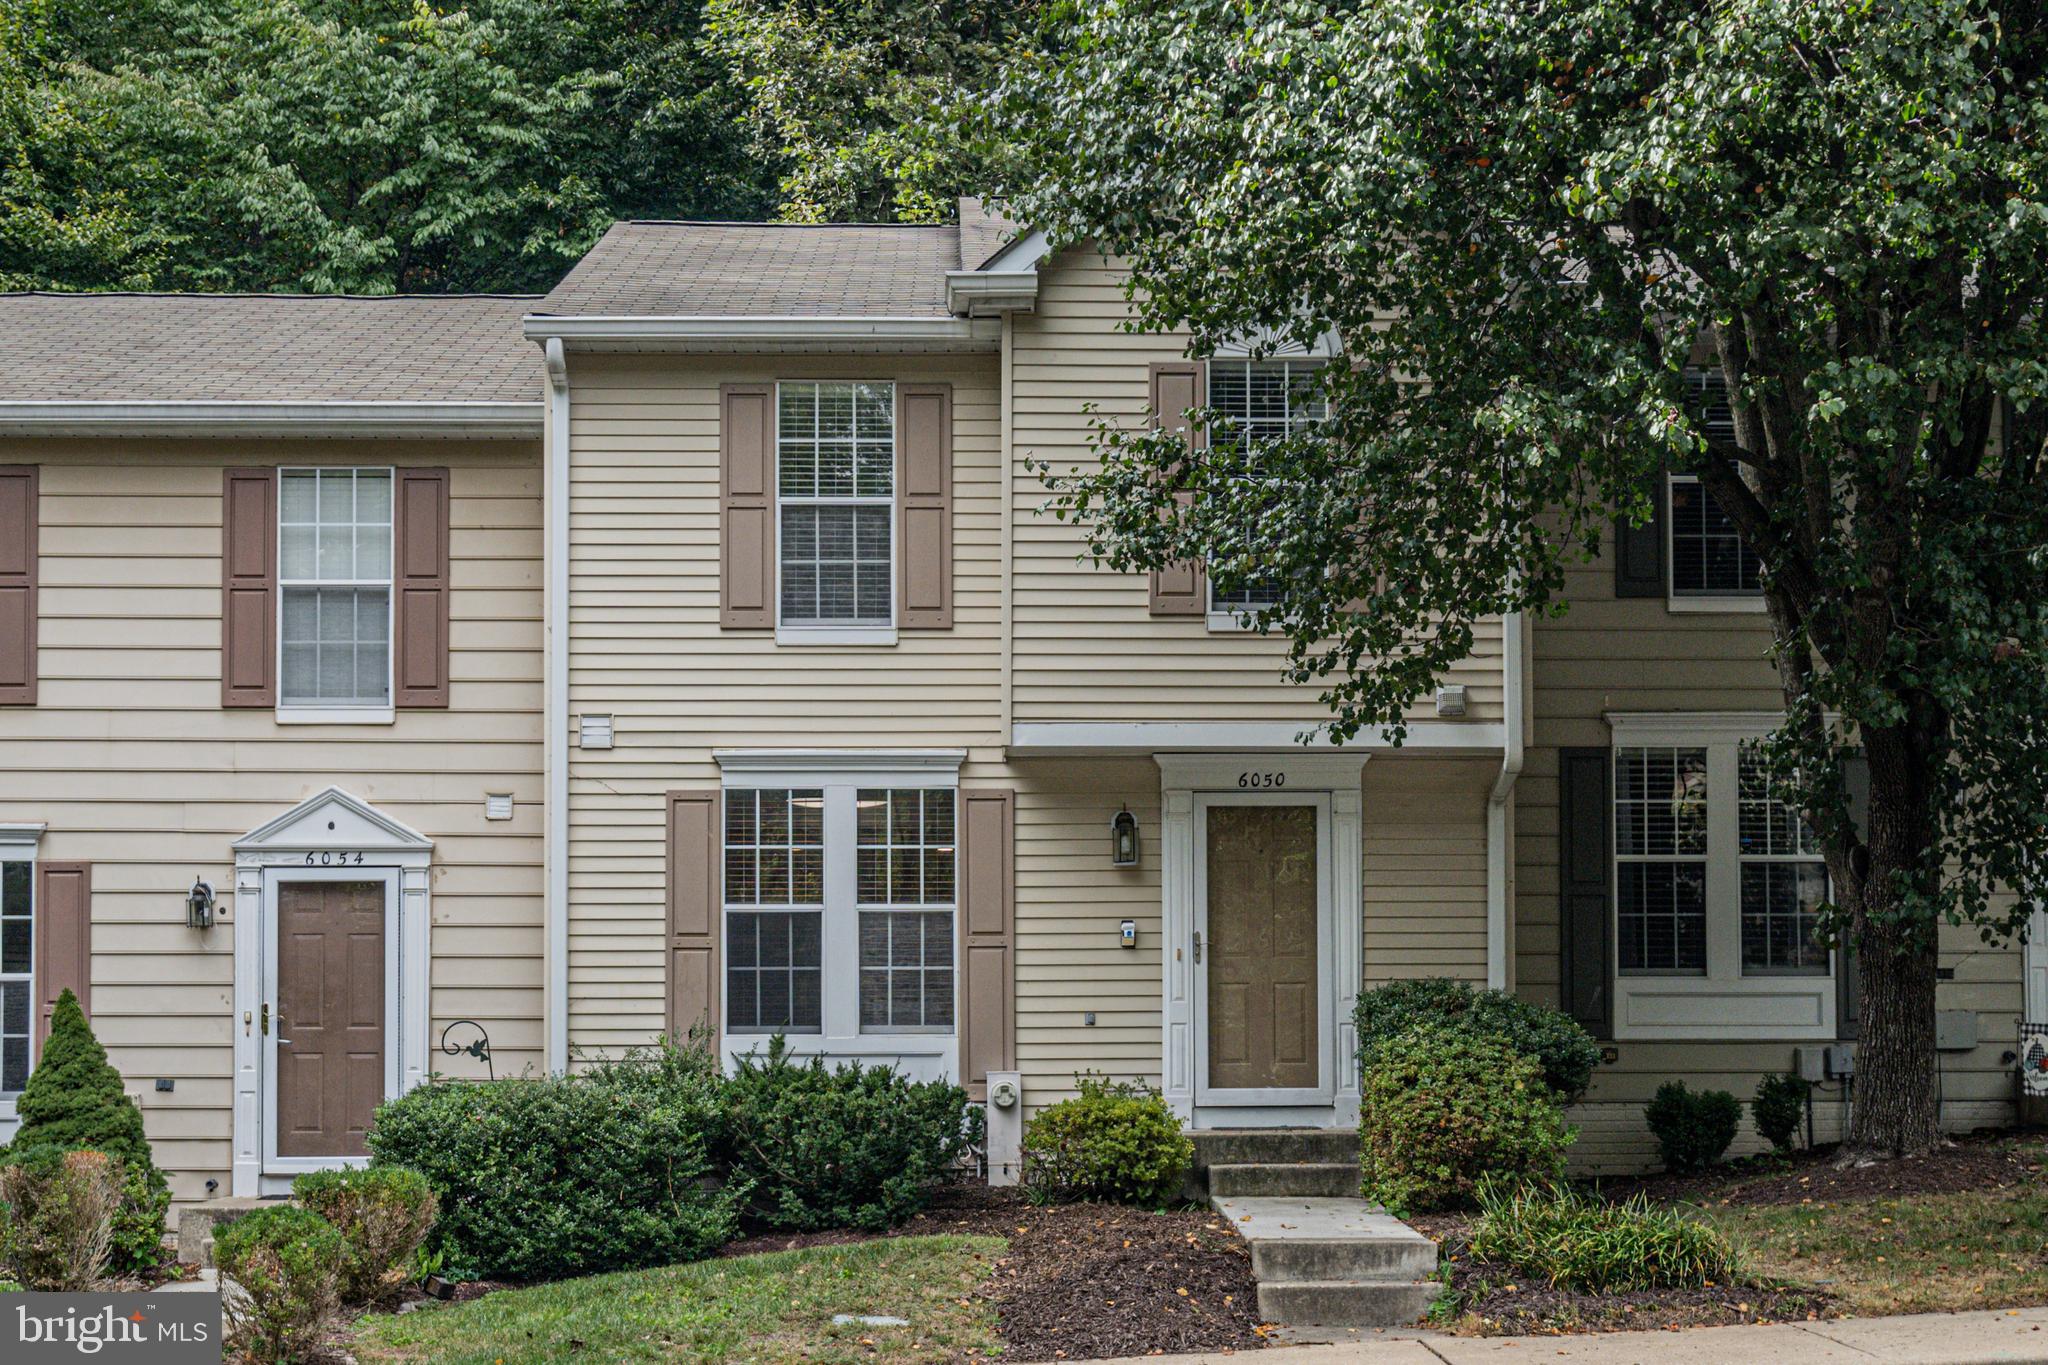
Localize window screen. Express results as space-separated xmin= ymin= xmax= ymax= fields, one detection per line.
xmin=279 ymin=468 xmax=393 ymax=706
xmin=778 ymin=382 xmax=894 ymax=625
xmin=1207 ymin=360 xmax=1326 ymax=614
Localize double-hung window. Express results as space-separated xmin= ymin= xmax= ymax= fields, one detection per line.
xmin=777 ymin=382 xmax=894 ymax=635
xmin=0 ymin=853 xmax=29 ymax=1094
xmin=1668 ymin=371 xmax=1764 ymax=604
xmin=721 ymin=771 xmax=957 ymax=1064
xmin=279 ymin=468 xmax=394 ymax=712
xmin=1205 ymin=359 xmax=1326 ymax=627
xmin=1609 ymin=716 xmax=1835 ymax=1039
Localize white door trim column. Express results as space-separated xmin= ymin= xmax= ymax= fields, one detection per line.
xmin=1156 ymin=751 xmax=1367 ymax=1128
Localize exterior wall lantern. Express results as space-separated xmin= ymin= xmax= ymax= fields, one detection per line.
xmin=185 ymin=877 xmax=216 ymax=930
xmin=1110 ymin=807 xmax=1140 ymax=868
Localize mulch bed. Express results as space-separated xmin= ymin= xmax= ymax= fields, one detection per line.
xmin=724 ymin=1183 xmax=1271 ymax=1360
xmin=1600 ymin=1130 xmax=2048 ymax=1209
xmin=1428 ymin=1243 xmax=1830 ymax=1336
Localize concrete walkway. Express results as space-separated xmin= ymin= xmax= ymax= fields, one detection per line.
xmin=1083 ymin=1305 xmax=2048 ymax=1364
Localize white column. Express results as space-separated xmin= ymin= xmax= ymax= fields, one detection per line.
xmin=1160 ymin=789 xmax=1195 ymax=1122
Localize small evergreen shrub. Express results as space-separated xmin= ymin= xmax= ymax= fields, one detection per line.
xmin=1354 ymin=978 xmax=1601 ymax=1100
xmin=214 ymin=1205 xmax=344 ymax=1365
xmin=1645 ymin=1082 xmax=1743 ymax=1172
xmin=1359 ymin=1025 xmax=1574 ymax=1215
xmin=0 ymin=1148 xmax=124 ymax=1290
xmin=1019 ymin=1075 xmax=1192 ymax=1208
xmin=291 ymin=1167 xmax=438 ymax=1306
xmin=1751 ymin=1073 xmax=1807 ymax=1153
xmin=719 ymin=1038 xmax=980 ymax=1231
xmin=1469 ymin=1177 xmax=1742 ymax=1292
xmin=366 ymin=1066 xmax=735 ymax=1280
xmin=6 ymin=991 xmax=170 ymax=1273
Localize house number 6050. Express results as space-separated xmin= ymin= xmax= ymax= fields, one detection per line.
xmin=1237 ymin=772 xmax=1286 ymax=789
xmin=304 ymin=851 xmax=366 ymax=866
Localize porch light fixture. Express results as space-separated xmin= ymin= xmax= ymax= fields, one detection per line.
xmin=185 ymin=877 xmax=216 ymax=930
xmin=1110 ymin=807 xmax=1140 ymax=868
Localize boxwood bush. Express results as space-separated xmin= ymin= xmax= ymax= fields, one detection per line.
xmin=1750 ymin=1073 xmax=1808 ymax=1153
xmin=1359 ymin=1025 xmax=1574 ymax=1215
xmin=718 ymin=1038 xmax=979 ymax=1231
xmin=365 ymin=1061 xmax=736 ymax=1280
xmin=214 ymin=1204 xmax=345 ymax=1365
xmin=1645 ymin=1081 xmax=1742 ymax=1173
xmin=1019 ymin=1075 xmax=1192 ymax=1208
xmin=291 ymin=1166 xmax=437 ymax=1306
xmin=1354 ymin=978 xmax=1600 ymax=1101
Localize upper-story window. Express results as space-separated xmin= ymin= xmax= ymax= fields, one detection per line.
xmin=279 ymin=468 xmax=393 ymax=709
xmin=778 ymin=382 xmax=894 ymax=629
xmin=1206 ymin=360 xmax=1326 ymax=624
xmin=1668 ymin=371 xmax=1764 ymax=602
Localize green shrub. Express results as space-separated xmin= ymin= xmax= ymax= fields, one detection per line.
xmin=0 ymin=1148 xmax=124 ymax=1290
xmin=1645 ymin=1082 xmax=1742 ymax=1172
xmin=719 ymin=1037 xmax=980 ymax=1231
xmin=1751 ymin=1073 xmax=1807 ymax=1153
xmin=1019 ymin=1075 xmax=1192 ymax=1208
xmin=214 ymin=1205 xmax=344 ymax=1365
xmin=291 ymin=1167 xmax=437 ymax=1307
xmin=1354 ymin=978 xmax=1601 ymax=1101
xmin=365 ymin=1064 xmax=736 ymax=1281
xmin=1359 ymin=1026 xmax=1574 ymax=1215
xmin=6 ymin=991 xmax=169 ymax=1273
xmin=1469 ymin=1177 xmax=1742 ymax=1292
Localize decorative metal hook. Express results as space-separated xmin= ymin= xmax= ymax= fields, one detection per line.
xmin=439 ymin=1019 xmax=494 ymax=1081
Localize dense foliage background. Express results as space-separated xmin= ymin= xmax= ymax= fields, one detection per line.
xmin=0 ymin=0 xmax=1027 ymax=293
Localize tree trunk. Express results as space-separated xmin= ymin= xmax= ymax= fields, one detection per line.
xmin=1843 ymin=911 xmax=1942 ymax=1158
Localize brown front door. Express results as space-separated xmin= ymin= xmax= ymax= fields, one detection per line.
xmin=276 ymin=880 xmax=385 ymax=1158
xmin=1204 ymin=803 xmax=1322 ymax=1095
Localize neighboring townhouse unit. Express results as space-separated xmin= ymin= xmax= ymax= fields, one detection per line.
xmin=0 ymin=201 xmax=2036 ymax=1203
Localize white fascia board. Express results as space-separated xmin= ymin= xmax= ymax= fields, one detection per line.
xmin=0 ymin=401 xmax=542 ymax=439
xmin=521 ymin=315 xmax=1001 ymax=349
xmin=978 ymin=227 xmax=1050 ymax=274
xmin=945 ymin=271 xmax=1038 ymax=316
xmin=1007 ymin=721 xmax=1506 ymax=756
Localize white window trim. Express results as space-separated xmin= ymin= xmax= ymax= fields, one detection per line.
xmin=773 ymin=380 xmax=899 ymax=636
xmin=715 ymin=753 xmax=961 ymax=1080
xmin=1606 ymin=712 xmax=1835 ymax=1041
xmin=1665 ymin=471 xmax=1767 ymax=612
xmin=276 ymin=465 xmax=399 ymax=720
xmin=0 ymin=825 xmax=43 ymax=1126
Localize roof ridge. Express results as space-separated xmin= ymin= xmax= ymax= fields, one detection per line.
xmin=0 ymin=290 xmax=545 ymax=301
xmin=619 ymin=219 xmax=956 ymax=230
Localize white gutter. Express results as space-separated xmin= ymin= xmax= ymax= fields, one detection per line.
xmin=1486 ymin=607 xmax=1527 ymax=990
xmin=0 ymin=400 xmax=541 ymax=439
xmin=543 ymin=339 xmax=571 ymax=1074
xmin=944 ymin=271 xmax=1038 ymax=316
xmin=521 ymin=315 xmax=1000 ymax=348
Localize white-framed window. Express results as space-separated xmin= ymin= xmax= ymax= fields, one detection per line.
xmin=777 ymin=381 xmax=895 ymax=635
xmin=1 ymin=853 xmax=30 ymax=1094
xmin=720 ymin=766 xmax=957 ymax=1046
xmin=1205 ymin=359 xmax=1326 ymax=628
xmin=1668 ymin=371 xmax=1764 ymax=607
xmin=278 ymin=467 xmax=394 ymax=712
xmin=1606 ymin=714 xmax=1836 ymax=1040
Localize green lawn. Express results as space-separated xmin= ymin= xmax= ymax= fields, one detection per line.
xmin=1704 ymin=1187 xmax=2048 ymax=1316
xmin=351 ymin=1235 xmax=1007 ymax=1365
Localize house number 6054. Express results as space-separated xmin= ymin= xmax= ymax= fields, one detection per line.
xmin=1237 ymin=772 xmax=1286 ymax=789
xmin=304 ymin=851 xmax=366 ymax=866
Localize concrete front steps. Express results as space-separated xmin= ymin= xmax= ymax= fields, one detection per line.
xmin=176 ymin=1196 xmax=283 ymax=1267
xmin=1192 ymin=1130 xmax=1439 ymax=1331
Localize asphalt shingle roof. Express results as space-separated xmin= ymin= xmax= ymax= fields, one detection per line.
xmin=535 ymin=221 xmax=960 ymax=318
xmin=0 ymin=292 xmax=541 ymax=403
xmin=957 ymin=198 xmax=1022 ymax=271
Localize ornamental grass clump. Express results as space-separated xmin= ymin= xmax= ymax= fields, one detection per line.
xmin=1358 ymin=1025 xmax=1573 ymax=1215
xmin=1469 ymin=1177 xmax=1743 ymax=1293
xmin=1019 ymin=1074 xmax=1193 ymax=1208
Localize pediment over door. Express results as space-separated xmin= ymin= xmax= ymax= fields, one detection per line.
xmin=233 ymin=786 xmax=433 ymax=854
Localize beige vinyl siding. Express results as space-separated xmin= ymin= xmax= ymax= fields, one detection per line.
xmin=1515 ymin=537 xmax=2023 ymax=1171
xmin=1007 ymin=248 xmax=1505 ymax=728
xmin=562 ymin=353 xmax=1005 ymax=1050
xmin=1364 ymin=759 xmax=1492 ymax=986
xmin=0 ymin=438 xmax=544 ymax=1202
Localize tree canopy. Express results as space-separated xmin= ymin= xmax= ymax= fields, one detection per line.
xmin=990 ymin=0 xmax=2048 ymax=1155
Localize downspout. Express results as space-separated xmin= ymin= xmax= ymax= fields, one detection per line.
xmin=544 ymin=338 xmax=571 ymax=1074
xmin=1486 ymin=605 xmax=1526 ymax=991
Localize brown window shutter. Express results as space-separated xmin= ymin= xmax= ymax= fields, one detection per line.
xmin=393 ymin=467 xmax=451 ymax=708
xmin=721 ymin=384 xmax=775 ymax=628
xmin=667 ymin=790 xmax=722 ymax=1041
xmin=221 ymin=468 xmax=277 ymax=708
xmin=0 ymin=466 xmax=37 ymax=705
xmin=897 ymin=383 xmax=954 ymax=629
xmin=35 ymin=862 xmax=90 ymax=1047
xmin=957 ymin=788 xmax=1014 ymax=1099
xmin=1147 ymin=361 xmax=1207 ymax=615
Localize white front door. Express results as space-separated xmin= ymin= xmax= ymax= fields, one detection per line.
xmin=1193 ymin=792 xmax=1335 ymax=1107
